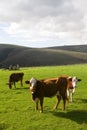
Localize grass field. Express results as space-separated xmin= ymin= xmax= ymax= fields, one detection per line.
xmin=0 ymin=64 xmax=87 ymax=130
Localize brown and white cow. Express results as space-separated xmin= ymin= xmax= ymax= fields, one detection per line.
xmin=43 ymin=76 xmax=81 ymax=102
xmin=7 ymin=72 xmax=24 ymax=89
xmin=25 ymin=76 xmax=72 ymax=113
xmin=67 ymin=76 xmax=81 ymax=102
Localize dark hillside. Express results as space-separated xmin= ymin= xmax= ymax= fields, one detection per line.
xmin=0 ymin=44 xmax=87 ymax=67
xmin=48 ymin=45 xmax=87 ymax=53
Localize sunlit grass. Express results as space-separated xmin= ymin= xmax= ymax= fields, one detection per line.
xmin=0 ymin=64 xmax=87 ymax=130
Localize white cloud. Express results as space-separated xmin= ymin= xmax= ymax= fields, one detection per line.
xmin=0 ymin=0 xmax=87 ymax=47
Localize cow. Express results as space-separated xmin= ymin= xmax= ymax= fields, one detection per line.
xmin=25 ymin=76 xmax=72 ymax=113
xmin=7 ymin=72 xmax=24 ymax=89
xmin=67 ymin=76 xmax=81 ymax=102
xmin=43 ymin=76 xmax=81 ymax=102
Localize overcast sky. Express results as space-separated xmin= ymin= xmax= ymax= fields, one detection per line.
xmin=0 ymin=0 xmax=87 ymax=48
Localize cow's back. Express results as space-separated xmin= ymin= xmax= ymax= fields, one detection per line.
xmin=34 ymin=80 xmax=58 ymax=98
xmin=9 ymin=72 xmax=24 ymax=82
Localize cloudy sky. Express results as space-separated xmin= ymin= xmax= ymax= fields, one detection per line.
xmin=0 ymin=0 xmax=87 ymax=48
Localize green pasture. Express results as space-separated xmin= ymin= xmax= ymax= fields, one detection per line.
xmin=0 ymin=64 xmax=87 ymax=130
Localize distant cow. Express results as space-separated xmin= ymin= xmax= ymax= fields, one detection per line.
xmin=25 ymin=76 xmax=71 ymax=113
xmin=7 ymin=72 xmax=24 ymax=89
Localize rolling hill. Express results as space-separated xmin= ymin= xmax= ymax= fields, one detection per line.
xmin=0 ymin=44 xmax=87 ymax=68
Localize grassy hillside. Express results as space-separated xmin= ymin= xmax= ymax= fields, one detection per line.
xmin=48 ymin=44 xmax=87 ymax=52
xmin=0 ymin=44 xmax=87 ymax=68
xmin=0 ymin=64 xmax=87 ymax=130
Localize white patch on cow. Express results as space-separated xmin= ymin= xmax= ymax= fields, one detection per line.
xmin=69 ymin=92 xmax=73 ymax=102
xmin=67 ymin=89 xmax=73 ymax=102
xmin=67 ymin=90 xmax=69 ymax=97
xmin=72 ymin=76 xmax=77 ymax=88
xmin=30 ymin=77 xmax=37 ymax=87
xmin=29 ymin=78 xmax=37 ymax=93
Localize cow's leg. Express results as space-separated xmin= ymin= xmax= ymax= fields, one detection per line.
xmin=35 ymin=98 xmax=39 ymax=111
xmin=13 ymin=82 xmax=16 ymax=88
xmin=53 ymin=95 xmax=61 ymax=110
xmin=20 ymin=79 xmax=23 ymax=86
xmin=68 ymin=90 xmax=73 ymax=102
xmin=62 ymin=95 xmax=67 ymax=111
xmin=40 ymin=98 xmax=44 ymax=113
xmin=69 ymin=92 xmax=73 ymax=102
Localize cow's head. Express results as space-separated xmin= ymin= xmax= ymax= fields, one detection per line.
xmin=72 ymin=76 xmax=81 ymax=88
xmin=68 ymin=76 xmax=81 ymax=88
xmin=30 ymin=77 xmax=37 ymax=94
xmin=68 ymin=76 xmax=81 ymax=94
xmin=25 ymin=77 xmax=37 ymax=94
xmin=6 ymin=82 xmax=13 ymax=89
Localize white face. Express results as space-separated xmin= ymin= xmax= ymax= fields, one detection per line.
xmin=30 ymin=77 xmax=37 ymax=94
xmin=72 ymin=76 xmax=78 ymax=88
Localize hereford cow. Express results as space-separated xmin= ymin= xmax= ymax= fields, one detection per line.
xmin=43 ymin=76 xmax=81 ymax=102
xmin=25 ymin=76 xmax=72 ymax=113
xmin=67 ymin=76 xmax=81 ymax=102
xmin=7 ymin=72 xmax=24 ymax=89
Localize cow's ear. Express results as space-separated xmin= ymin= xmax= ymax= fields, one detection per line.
xmin=78 ymin=79 xmax=81 ymax=81
xmin=25 ymin=80 xmax=30 ymax=84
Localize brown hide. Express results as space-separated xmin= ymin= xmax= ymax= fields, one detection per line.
xmin=33 ymin=77 xmax=67 ymax=98
xmin=32 ymin=79 xmax=58 ymax=99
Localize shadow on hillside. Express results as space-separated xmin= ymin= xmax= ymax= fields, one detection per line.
xmin=52 ymin=110 xmax=87 ymax=124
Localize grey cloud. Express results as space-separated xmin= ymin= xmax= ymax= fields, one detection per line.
xmin=0 ymin=0 xmax=86 ymax=45
xmin=0 ymin=0 xmax=81 ymax=20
